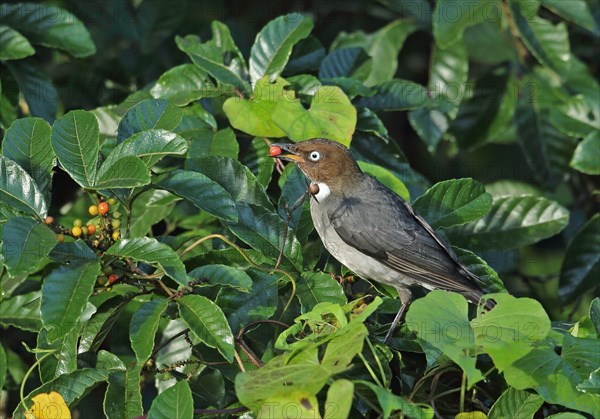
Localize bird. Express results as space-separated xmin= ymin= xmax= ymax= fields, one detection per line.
xmin=270 ymin=138 xmax=492 ymax=343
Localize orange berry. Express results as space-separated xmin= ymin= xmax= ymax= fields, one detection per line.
xmin=72 ymin=226 xmax=82 ymax=237
xmin=98 ymin=202 xmax=109 ymax=215
xmin=87 ymin=224 xmax=96 ymax=235
xmin=44 ymin=216 xmax=54 ymax=225
xmin=89 ymin=205 xmax=99 ymax=216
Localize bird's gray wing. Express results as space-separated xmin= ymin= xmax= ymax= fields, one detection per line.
xmin=325 ymin=177 xmax=484 ymax=296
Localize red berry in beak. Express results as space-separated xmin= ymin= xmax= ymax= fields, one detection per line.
xmin=269 ymin=145 xmax=282 ymax=157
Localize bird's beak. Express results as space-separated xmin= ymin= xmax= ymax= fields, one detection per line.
xmin=271 ymin=143 xmax=305 ymax=163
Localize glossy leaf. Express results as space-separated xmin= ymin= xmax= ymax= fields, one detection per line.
xmin=0 ymin=290 xmax=41 ymax=332
xmin=433 ymin=0 xmax=490 ymax=48
xmin=2 ymin=117 xmax=54 ymax=201
xmin=488 ymin=387 xmax=543 ymax=419
xmin=130 ymin=298 xmax=168 ymax=363
xmin=147 ymin=380 xmax=193 ymax=419
xmin=541 ymin=0 xmax=596 ymax=32
xmin=0 ymin=25 xmax=34 ymax=60
xmin=0 ymin=154 xmax=48 ymax=218
xmin=355 ymin=79 xmax=428 ymax=111
xmin=137 ymin=0 xmax=186 ymax=53
xmin=297 ymin=272 xmax=347 ymax=312
xmin=324 ymin=380 xmax=354 ymax=419
xmin=319 ymin=47 xmax=371 ymax=80
xmin=177 ymin=294 xmax=235 ymax=362
xmin=571 ymin=132 xmax=600 ymax=175
xmin=453 ymin=247 xmax=506 ymax=294
xmin=0 ymin=3 xmax=95 ymax=57
xmin=94 ymin=156 xmax=151 ymax=189
xmin=550 ymin=95 xmax=599 ymax=138
xmin=249 ymin=13 xmax=314 ymax=83
xmin=2 ymin=217 xmax=55 ymax=276
xmin=355 ymin=381 xmax=434 ymax=419
xmin=408 ymin=108 xmax=448 ymax=152
xmin=272 ymin=85 xmax=357 ymax=145
xmin=429 ymin=40 xmax=468 ymax=108
xmin=413 ymin=178 xmax=493 ymax=229
xmin=189 ymin=264 xmax=252 ymax=291
xmin=129 ymin=190 xmax=180 ymax=237
xmin=239 ymin=137 xmax=274 ymax=188
xmin=150 ymin=64 xmax=216 ymax=106
xmin=41 ymin=261 xmax=101 ymax=343
xmin=187 ymin=127 xmax=239 ymax=160
xmin=447 ymin=196 xmax=569 ymax=250
xmin=226 ymin=202 xmax=303 ymax=270
xmin=51 ymin=110 xmax=99 ymax=188
xmin=559 ymin=214 xmax=600 ymax=303
xmin=105 ymin=237 xmax=189 ymax=285
xmin=186 ymin=156 xmax=273 ymax=210
xmin=103 ymin=129 xmax=188 ymax=169
xmin=155 ymin=169 xmax=238 ymax=222
xmin=117 ymin=99 xmax=182 ymax=143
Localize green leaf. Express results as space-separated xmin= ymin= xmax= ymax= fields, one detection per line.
xmin=413 ymin=178 xmax=493 ymax=229
xmin=0 ymin=3 xmax=95 ymax=57
xmin=571 ymin=132 xmax=600 ymax=175
xmin=511 ymin=4 xmax=571 ymax=75
xmin=406 ymin=291 xmax=484 ymax=387
xmin=463 ymin=21 xmax=518 ymax=65
xmin=433 ymin=0 xmax=493 ymax=48
xmin=5 ymin=59 xmax=57 ymax=122
xmin=186 ymin=156 xmax=273 ymax=210
xmin=103 ymin=129 xmax=188 ymax=169
xmin=79 ymin=299 xmax=128 ymax=353
xmin=240 ymin=137 xmax=274 ymax=188
xmin=176 ymin=34 xmax=250 ymax=93
xmin=223 ymin=77 xmax=289 ymax=137
xmin=51 ymin=110 xmax=100 ymax=188
xmin=189 ymin=264 xmax=252 ymax=291
xmin=550 ymin=95 xmax=599 ymax=138
xmin=541 ymin=0 xmax=596 ymax=32
xmin=429 ymin=40 xmax=469 ymax=108
xmin=355 ymin=381 xmax=434 ymax=419
xmin=226 ymin=202 xmax=303 ymax=270
xmin=355 ymin=79 xmax=428 ymax=111
xmin=488 ymin=387 xmax=543 ymax=419
xmin=0 ymin=290 xmax=41 ymax=332
xmin=2 ymin=117 xmax=54 ymax=201
xmin=297 ymin=272 xmax=347 ymax=312
xmin=272 ymin=85 xmax=357 ymax=145
xmin=177 ymin=294 xmax=235 ymax=362
xmin=155 ymin=169 xmax=238 ymax=222
xmin=285 ymin=36 xmax=326 ymax=74
xmin=450 ymin=66 xmax=511 ymax=149
xmin=0 ymin=25 xmax=34 ymax=60
xmin=324 ymin=379 xmax=354 ymax=419
xmin=408 ymin=108 xmax=448 ymax=152
xmin=130 ymin=298 xmax=168 ymax=363
xmin=559 ymin=214 xmax=600 ymax=304
xmin=2 ymin=217 xmax=56 ymax=276
xmin=137 ymin=0 xmax=186 ymax=53
xmin=0 ymin=155 xmax=47 ymax=218
xmin=515 ymin=99 xmax=578 ymax=189
xmin=446 ymin=196 xmax=569 ymax=250
xmin=147 ymin=380 xmax=193 ymax=419
xmin=150 ymin=64 xmax=216 ymax=106
xmin=453 ymin=247 xmax=506 ymax=294
xmin=129 ymin=190 xmax=180 ymax=237
xmin=188 ymin=127 xmax=239 ymax=160
xmin=319 ymin=47 xmax=372 ymax=80
xmin=0 ymin=344 xmax=6 ymax=392
xmin=504 ymin=334 xmax=600 ymax=415
xmin=94 ymin=156 xmax=151 ymax=189
xmin=577 ymin=368 xmax=600 ymax=395
xmin=117 ymin=99 xmax=182 ymax=143
xmin=216 ymin=268 xmax=278 ymax=331
xmin=471 ymin=293 xmax=551 ymax=371
xmin=358 ymin=161 xmax=410 ymax=201
xmin=41 ymin=261 xmax=101 ymax=343
xmin=14 ymin=368 xmax=111 ymax=417
xmin=105 ymin=237 xmax=189 ymax=285
xmin=249 ymin=13 xmax=314 ymax=84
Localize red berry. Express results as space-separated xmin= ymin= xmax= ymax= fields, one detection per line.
xmin=98 ymin=202 xmax=109 ymax=215
xmin=108 ymin=274 xmax=119 ymax=284
xmin=269 ymin=145 xmax=282 ymax=157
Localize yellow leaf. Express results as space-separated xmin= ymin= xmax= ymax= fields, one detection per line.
xmin=455 ymin=412 xmax=487 ymax=419
xmin=26 ymin=391 xmax=71 ymax=419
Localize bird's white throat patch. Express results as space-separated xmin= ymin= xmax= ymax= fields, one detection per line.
xmin=313 ymin=182 xmax=331 ymax=202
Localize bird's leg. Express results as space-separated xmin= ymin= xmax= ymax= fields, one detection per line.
xmin=383 ymin=288 xmax=412 ymax=344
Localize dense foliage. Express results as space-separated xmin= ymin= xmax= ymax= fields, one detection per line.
xmin=0 ymin=1 xmax=599 ymax=418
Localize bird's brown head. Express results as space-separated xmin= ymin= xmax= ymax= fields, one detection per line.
xmin=270 ymin=139 xmax=362 ymax=196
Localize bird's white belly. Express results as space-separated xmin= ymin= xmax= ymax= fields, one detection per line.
xmin=310 ymin=200 xmax=414 ymax=289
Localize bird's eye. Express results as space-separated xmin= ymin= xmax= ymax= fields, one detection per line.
xmin=309 ymin=151 xmax=321 ymax=161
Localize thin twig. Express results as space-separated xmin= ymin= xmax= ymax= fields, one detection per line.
xmin=234 ymin=350 xmax=246 ymax=372
xmin=236 ymin=339 xmax=263 ymax=368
